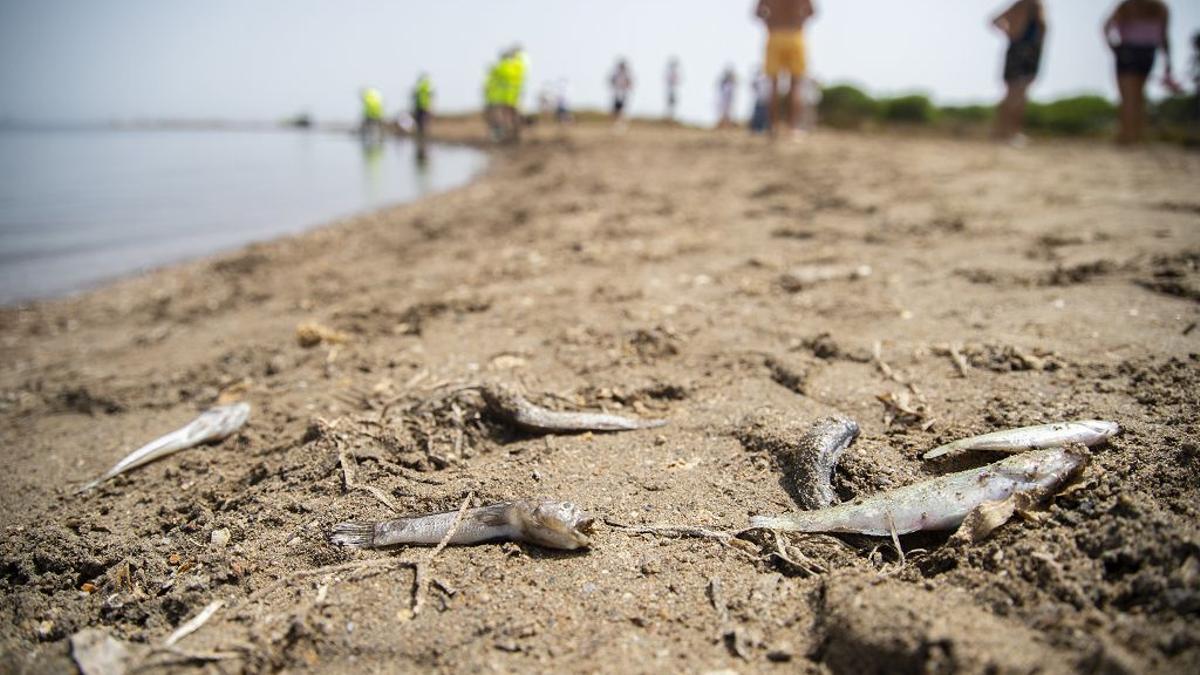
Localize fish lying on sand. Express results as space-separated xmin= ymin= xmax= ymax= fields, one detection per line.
xmin=779 ymin=264 xmax=872 ymax=292
xmin=331 ymin=498 xmax=596 ymax=550
xmin=922 ymin=420 xmax=1119 ymax=460
xmin=481 ymin=383 xmax=666 ymax=433
xmin=750 ymin=446 xmax=1088 ymax=537
xmin=77 ymin=402 xmax=250 ymax=493
xmin=774 ymin=415 xmax=860 ymax=510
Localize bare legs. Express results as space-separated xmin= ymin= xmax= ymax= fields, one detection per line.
xmin=993 ymin=78 xmax=1031 ymax=142
xmin=766 ymin=74 xmax=803 ymax=137
xmin=1116 ymin=73 xmax=1147 ymax=144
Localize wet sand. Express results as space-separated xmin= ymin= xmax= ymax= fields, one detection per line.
xmin=1 ymin=120 xmax=1198 ymax=673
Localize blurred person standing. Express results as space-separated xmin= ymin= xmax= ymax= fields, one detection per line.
xmin=360 ymin=87 xmax=385 ymax=143
xmin=1192 ymin=32 xmax=1200 ymax=119
xmin=991 ymin=0 xmax=1046 ymax=146
xmin=497 ymin=46 xmax=529 ymax=143
xmin=755 ymin=0 xmax=815 ymax=138
xmin=411 ymin=73 xmax=434 ymax=140
xmin=1105 ymin=0 xmax=1179 ymax=143
xmin=717 ymin=67 xmax=738 ymax=129
xmin=749 ymin=67 xmax=771 ymax=134
xmin=610 ymin=59 xmax=634 ymax=126
xmin=666 ymin=57 xmax=682 ymax=120
xmin=484 ymin=56 xmax=506 ymax=141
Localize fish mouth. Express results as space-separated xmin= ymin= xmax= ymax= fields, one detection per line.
xmin=575 ymin=515 xmax=597 ymax=535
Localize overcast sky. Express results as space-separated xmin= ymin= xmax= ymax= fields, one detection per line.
xmin=1 ymin=0 xmax=1196 ymax=126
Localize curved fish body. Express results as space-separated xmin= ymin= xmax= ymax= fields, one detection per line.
xmin=922 ymin=420 xmax=1119 ymax=460
xmin=77 ymin=402 xmax=250 ymax=493
xmin=750 ymin=446 xmax=1088 ymax=536
xmin=481 ymin=384 xmax=666 ymax=433
xmin=782 ymin=416 xmax=859 ymax=510
xmin=331 ymin=498 xmax=596 ymax=551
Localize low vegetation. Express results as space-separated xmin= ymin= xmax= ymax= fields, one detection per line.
xmin=817 ymin=83 xmax=1199 ymax=144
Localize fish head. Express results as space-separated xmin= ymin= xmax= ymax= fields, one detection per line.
xmin=518 ymin=499 xmax=596 ymax=550
xmin=1080 ymin=420 xmax=1120 ymax=438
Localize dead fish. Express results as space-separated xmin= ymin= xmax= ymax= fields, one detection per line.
xmin=330 ymin=498 xmax=595 ymax=550
xmin=777 ymin=416 xmax=860 ymax=510
xmin=481 ymin=383 xmax=666 ymax=433
xmin=749 ymin=446 xmax=1088 ymax=536
xmin=780 ymin=264 xmax=871 ymax=292
xmin=77 ymin=402 xmax=250 ymax=493
xmin=922 ymin=420 xmax=1119 ymax=460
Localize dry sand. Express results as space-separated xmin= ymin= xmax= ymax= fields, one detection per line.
xmin=1 ymin=121 xmax=1198 ymax=673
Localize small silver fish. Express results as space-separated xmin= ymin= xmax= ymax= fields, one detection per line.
xmin=330 ymin=498 xmax=596 ymax=550
xmin=481 ymin=383 xmax=666 ymax=433
xmin=77 ymin=402 xmax=250 ymax=493
xmin=750 ymin=446 xmax=1088 ymax=536
xmin=922 ymin=420 xmax=1119 ymax=459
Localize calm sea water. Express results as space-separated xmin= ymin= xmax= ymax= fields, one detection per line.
xmin=0 ymin=128 xmax=487 ymax=305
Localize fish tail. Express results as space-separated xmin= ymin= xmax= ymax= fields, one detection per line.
xmin=75 ymin=478 xmax=103 ymax=495
xmin=329 ymin=522 xmax=377 ymax=548
xmin=639 ymin=418 xmax=669 ymax=429
xmin=748 ymin=514 xmax=803 ymax=531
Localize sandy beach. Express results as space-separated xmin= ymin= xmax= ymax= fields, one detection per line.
xmin=2 ymin=120 xmax=1199 ymax=673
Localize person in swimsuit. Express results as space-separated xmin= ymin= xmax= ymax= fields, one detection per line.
xmin=610 ymin=59 xmax=633 ymax=125
xmin=755 ymin=0 xmax=816 ymax=138
xmin=1104 ymin=0 xmax=1178 ymax=143
xmin=991 ymin=0 xmax=1046 ymax=145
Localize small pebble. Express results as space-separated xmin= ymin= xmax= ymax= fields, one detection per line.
xmin=210 ymin=529 xmax=231 ymax=548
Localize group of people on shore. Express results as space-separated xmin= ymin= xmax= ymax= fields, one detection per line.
xmin=994 ymin=0 xmax=1181 ymax=145
xmin=359 ymin=0 xmax=1188 ymax=147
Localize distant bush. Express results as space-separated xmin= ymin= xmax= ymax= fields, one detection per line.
xmin=818 ymin=84 xmax=879 ymax=128
xmin=879 ymin=94 xmax=936 ymax=124
xmin=1024 ymin=95 xmax=1116 ymax=135
xmin=1151 ymin=94 xmax=1199 ymax=126
xmin=938 ymin=105 xmax=993 ymax=125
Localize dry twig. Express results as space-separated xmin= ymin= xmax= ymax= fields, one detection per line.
xmin=163 ymin=600 xmax=224 ymax=647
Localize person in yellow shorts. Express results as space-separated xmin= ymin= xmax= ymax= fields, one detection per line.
xmin=755 ymin=0 xmax=815 ymax=137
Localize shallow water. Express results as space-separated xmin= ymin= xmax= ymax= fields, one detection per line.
xmin=0 ymin=128 xmax=486 ymax=304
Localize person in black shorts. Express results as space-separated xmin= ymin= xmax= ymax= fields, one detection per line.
xmin=992 ymin=0 xmax=1046 ymax=144
xmin=1104 ymin=0 xmax=1180 ymax=143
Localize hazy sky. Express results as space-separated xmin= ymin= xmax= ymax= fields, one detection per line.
xmin=1 ymin=0 xmax=1196 ymax=126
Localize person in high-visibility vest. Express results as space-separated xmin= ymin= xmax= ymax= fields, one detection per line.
xmin=483 ymin=57 xmax=506 ymax=141
xmin=360 ymin=87 xmax=385 ymax=141
xmin=496 ymin=45 xmax=528 ymax=142
xmin=411 ymin=74 xmax=434 ymax=139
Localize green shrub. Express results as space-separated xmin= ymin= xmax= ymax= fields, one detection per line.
xmin=818 ymin=84 xmax=879 ymax=128
xmin=1151 ymin=94 xmax=1199 ymax=126
xmin=939 ymin=104 xmax=993 ymax=125
xmin=880 ymin=94 xmax=936 ymax=124
xmin=1024 ymin=95 xmax=1115 ymax=135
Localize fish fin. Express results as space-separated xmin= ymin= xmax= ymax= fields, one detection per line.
xmin=922 ymin=444 xmax=953 ymax=460
xmin=329 ymin=522 xmax=376 ymax=548
xmin=949 ymin=497 xmax=1018 ymax=545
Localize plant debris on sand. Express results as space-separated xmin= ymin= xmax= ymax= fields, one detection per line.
xmin=1 ymin=121 xmax=1198 ymax=673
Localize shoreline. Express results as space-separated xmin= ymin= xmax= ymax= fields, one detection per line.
xmin=0 ymin=125 xmax=492 ymax=308
xmin=1 ymin=120 xmax=1198 ymax=673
